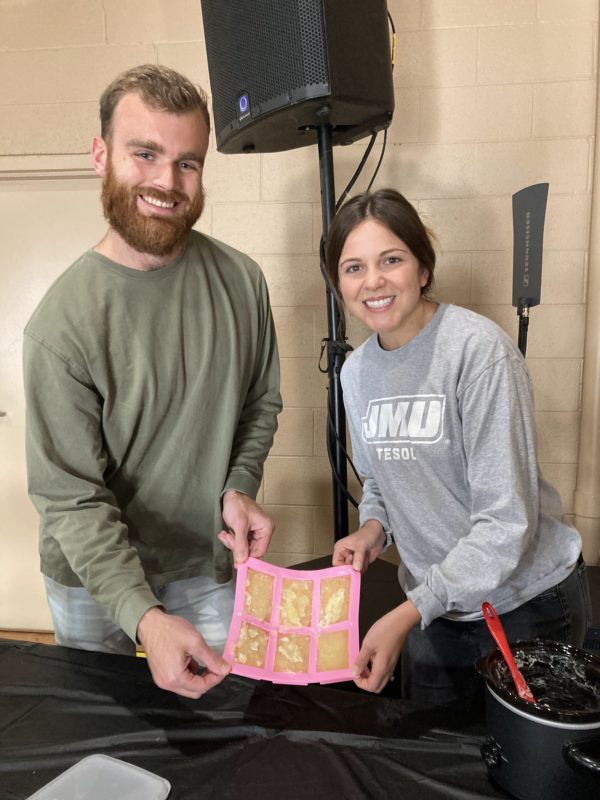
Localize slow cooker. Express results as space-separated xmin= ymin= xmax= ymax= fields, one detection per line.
xmin=476 ymin=639 xmax=600 ymax=799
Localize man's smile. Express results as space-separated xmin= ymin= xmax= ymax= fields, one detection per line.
xmin=140 ymin=194 xmax=178 ymax=210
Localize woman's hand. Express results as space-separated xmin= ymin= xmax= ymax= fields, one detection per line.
xmin=352 ymin=600 xmax=421 ymax=693
xmin=332 ymin=519 xmax=386 ymax=573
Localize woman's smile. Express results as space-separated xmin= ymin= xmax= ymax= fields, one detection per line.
xmin=363 ymin=295 xmax=396 ymax=311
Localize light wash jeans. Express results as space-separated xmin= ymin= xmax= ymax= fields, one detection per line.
xmin=44 ymin=574 xmax=235 ymax=656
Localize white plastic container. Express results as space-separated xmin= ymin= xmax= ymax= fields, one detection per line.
xmin=26 ymin=754 xmax=171 ymax=800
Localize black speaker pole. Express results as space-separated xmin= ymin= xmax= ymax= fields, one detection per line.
xmin=317 ymin=122 xmax=349 ymax=541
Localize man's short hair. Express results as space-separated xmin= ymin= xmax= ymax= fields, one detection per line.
xmin=99 ymin=64 xmax=210 ymax=139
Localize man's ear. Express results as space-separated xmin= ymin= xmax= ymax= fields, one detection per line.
xmin=91 ymin=136 xmax=108 ymax=177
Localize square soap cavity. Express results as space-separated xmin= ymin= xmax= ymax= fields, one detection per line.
xmin=244 ymin=569 xmax=274 ymax=621
xmin=225 ymin=557 xmax=360 ymax=685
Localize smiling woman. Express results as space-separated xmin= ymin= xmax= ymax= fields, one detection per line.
xmin=324 ymin=188 xmax=589 ymax=711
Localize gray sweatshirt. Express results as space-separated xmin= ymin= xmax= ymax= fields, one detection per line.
xmin=341 ymin=303 xmax=581 ymax=628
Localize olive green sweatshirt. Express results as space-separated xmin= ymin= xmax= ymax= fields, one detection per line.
xmin=23 ymin=231 xmax=281 ymax=641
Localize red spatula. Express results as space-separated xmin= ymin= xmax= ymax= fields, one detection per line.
xmin=482 ymin=602 xmax=536 ymax=704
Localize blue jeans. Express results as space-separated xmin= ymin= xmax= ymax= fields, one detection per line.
xmin=44 ymin=574 xmax=235 ymax=656
xmin=401 ymin=557 xmax=592 ymax=711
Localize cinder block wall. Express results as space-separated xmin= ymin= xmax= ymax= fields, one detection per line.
xmin=1 ymin=0 xmax=598 ymax=568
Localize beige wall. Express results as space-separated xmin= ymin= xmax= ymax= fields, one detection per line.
xmin=1 ymin=1 xmax=599 ymax=626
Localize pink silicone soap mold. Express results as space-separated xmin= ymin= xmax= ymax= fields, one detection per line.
xmin=225 ymin=557 xmax=361 ymax=684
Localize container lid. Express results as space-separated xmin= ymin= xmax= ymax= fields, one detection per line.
xmin=26 ymin=754 xmax=171 ymax=800
xmin=476 ymin=639 xmax=600 ymax=724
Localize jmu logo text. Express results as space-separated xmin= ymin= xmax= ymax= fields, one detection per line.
xmin=361 ymin=395 xmax=445 ymax=447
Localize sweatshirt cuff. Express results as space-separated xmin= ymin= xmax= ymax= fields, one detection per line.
xmin=358 ymin=511 xmax=393 ymax=552
xmin=406 ymin=584 xmax=445 ymax=629
xmin=222 ymin=470 xmax=260 ymax=501
xmin=115 ymin=587 xmax=162 ymax=643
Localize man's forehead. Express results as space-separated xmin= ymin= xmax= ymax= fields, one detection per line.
xmin=111 ymin=92 xmax=208 ymax=139
xmin=112 ymin=91 xmax=154 ymax=120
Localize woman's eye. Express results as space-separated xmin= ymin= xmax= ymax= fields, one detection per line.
xmin=384 ymin=256 xmax=401 ymax=265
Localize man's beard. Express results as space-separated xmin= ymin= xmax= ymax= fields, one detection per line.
xmin=101 ymin=160 xmax=205 ymax=258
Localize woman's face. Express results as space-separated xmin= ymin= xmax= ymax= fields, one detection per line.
xmin=338 ymin=218 xmax=429 ymax=350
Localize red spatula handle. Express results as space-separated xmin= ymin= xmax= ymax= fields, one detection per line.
xmin=482 ymin=602 xmax=536 ymax=703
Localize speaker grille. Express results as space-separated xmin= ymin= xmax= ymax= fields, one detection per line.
xmin=298 ymin=0 xmax=327 ymax=84
xmin=201 ymin=0 xmax=394 ymax=153
xmin=202 ymin=0 xmax=329 ymax=138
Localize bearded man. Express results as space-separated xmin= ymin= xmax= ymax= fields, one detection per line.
xmin=23 ymin=65 xmax=282 ymax=699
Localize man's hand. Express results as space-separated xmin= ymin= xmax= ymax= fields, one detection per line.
xmin=137 ymin=607 xmax=230 ymax=699
xmin=332 ymin=519 xmax=386 ymax=573
xmin=217 ymin=490 xmax=275 ymax=564
xmin=352 ymin=600 xmax=421 ymax=693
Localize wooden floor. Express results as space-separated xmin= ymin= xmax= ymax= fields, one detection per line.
xmin=0 ymin=630 xmax=54 ymax=645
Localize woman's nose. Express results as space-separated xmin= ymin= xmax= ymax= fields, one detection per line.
xmin=363 ymin=265 xmax=385 ymax=289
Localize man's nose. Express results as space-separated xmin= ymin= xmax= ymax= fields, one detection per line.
xmin=152 ymin=162 xmax=179 ymax=191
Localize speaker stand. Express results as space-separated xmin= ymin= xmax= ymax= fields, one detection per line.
xmin=317 ymin=123 xmax=349 ymax=541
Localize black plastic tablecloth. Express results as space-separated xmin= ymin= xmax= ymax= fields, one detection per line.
xmin=0 ymin=639 xmax=508 ymax=799
xmin=3 ymin=559 xmax=599 ymax=798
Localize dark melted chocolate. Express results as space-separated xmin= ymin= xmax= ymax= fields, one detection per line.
xmin=495 ymin=650 xmax=600 ymax=712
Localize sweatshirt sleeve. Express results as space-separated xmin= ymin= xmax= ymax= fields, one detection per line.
xmin=24 ymin=332 xmax=160 ymax=642
xmin=407 ymin=352 xmax=540 ymax=626
xmin=222 ymin=272 xmax=282 ymax=498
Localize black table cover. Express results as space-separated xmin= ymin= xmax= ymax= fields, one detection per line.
xmin=4 ymin=560 xmax=598 ymax=799
xmin=0 ymin=638 xmax=508 ymax=799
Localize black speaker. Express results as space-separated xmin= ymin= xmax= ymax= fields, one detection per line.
xmin=200 ymin=0 xmax=395 ymax=154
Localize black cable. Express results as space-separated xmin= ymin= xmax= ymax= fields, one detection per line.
xmin=336 ymin=132 xmax=377 ymax=211
xmin=318 ymin=236 xmax=348 ymax=345
xmin=327 ymin=395 xmax=363 ymax=490
xmin=326 ymin=392 xmax=361 ymax=509
xmin=366 ymin=127 xmax=388 ymax=193
xmin=318 ymin=236 xmax=337 ymax=298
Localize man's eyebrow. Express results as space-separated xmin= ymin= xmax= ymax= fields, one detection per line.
xmin=126 ymin=138 xmax=164 ymax=153
xmin=126 ymin=139 xmax=205 ymax=165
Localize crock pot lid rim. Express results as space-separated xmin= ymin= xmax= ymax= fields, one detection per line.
xmin=481 ymin=638 xmax=600 ymax=667
xmin=487 ymin=685 xmax=600 ymax=729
